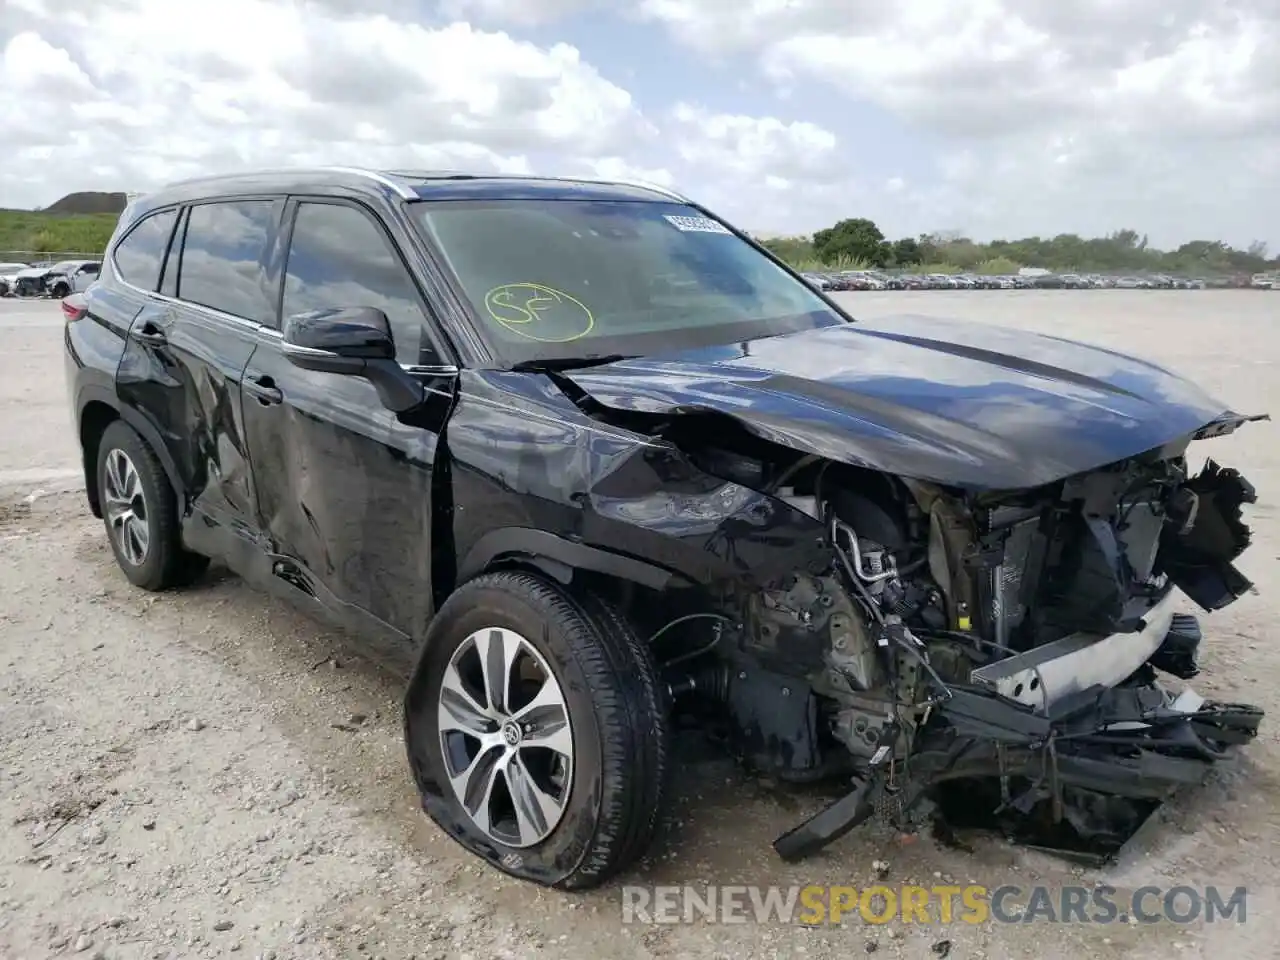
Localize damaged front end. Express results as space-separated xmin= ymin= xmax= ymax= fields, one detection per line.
xmin=648 ymin=423 xmax=1265 ymax=865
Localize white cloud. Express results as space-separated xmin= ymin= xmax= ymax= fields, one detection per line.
xmin=638 ymin=0 xmax=881 ymax=57
xmin=439 ymin=0 xmax=596 ymax=27
xmin=0 ymin=0 xmax=648 ymax=204
xmin=570 ymin=156 xmax=677 ymax=189
xmin=638 ymin=0 xmax=1280 ymax=246
xmin=653 ymin=103 xmax=860 ymax=233
xmin=0 ymin=0 xmax=1275 ymax=247
xmin=1 ymin=31 xmax=94 ymax=95
xmin=0 ymin=0 xmax=849 ymax=238
xmin=667 ymin=103 xmax=842 ymax=183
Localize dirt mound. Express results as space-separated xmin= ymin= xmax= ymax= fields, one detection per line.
xmin=42 ymin=191 xmax=129 ymax=215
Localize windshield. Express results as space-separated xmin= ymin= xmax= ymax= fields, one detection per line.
xmin=49 ymin=261 xmax=77 ymax=273
xmin=409 ymin=199 xmax=847 ymax=365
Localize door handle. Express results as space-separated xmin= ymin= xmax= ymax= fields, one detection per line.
xmin=245 ymin=375 xmax=283 ymax=405
xmin=130 ymin=322 xmax=167 ymax=347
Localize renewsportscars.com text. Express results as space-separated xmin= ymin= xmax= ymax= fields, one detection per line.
xmin=620 ymin=884 xmax=1248 ymax=926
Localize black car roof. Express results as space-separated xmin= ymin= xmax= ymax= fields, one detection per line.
xmin=127 ymin=167 xmax=689 ymax=220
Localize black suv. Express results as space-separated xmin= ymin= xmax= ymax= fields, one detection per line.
xmin=66 ymin=168 xmax=1264 ymax=890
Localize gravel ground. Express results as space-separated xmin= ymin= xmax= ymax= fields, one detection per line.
xmin=1 ymin=291 xmax=1278 ymax=960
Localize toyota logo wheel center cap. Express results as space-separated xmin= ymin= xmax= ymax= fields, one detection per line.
xmin=501 ymin=721 xmax=523 ymax=747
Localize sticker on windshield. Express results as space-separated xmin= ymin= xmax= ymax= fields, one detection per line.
xmin=663 ymin=215 xmax=732 ymax=235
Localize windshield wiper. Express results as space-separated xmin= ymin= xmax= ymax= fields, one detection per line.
xmin=511 ymin=354 xmax=637 ymax=372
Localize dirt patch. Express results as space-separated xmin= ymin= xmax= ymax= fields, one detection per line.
xmin=0 ymin=495 xmax=32 ymax=529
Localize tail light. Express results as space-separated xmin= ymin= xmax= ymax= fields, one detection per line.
xmin=61 ymin=296 xmax=87 ymax=323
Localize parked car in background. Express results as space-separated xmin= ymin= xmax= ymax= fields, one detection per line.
xmin=781 ymin=270 xmax=1224 ymax=293
xmin=837 ymin=271 xmax=875 ymax=290
xmin=0 ymin=262 xmax=29 ymax=297
xmin=12 ymin=261 xmax=56 ymax=296
xmin=45 ymin=260 xmax=101 ymax=297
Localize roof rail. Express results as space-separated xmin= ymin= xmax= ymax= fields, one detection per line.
xmin=380 ymin=169 xmax=475 ymax=180
xmin=155 ymin=168 xmax=684 ymax=204
xmin=563 ymin=176 xmax=688 ymax=203
xmin=385 ymin=170 xmax=689 ymax=203
xmin=156 ymin=166 xmax=416 ymax=199
xmin=617 ymin=179 xmax=689 ymax=203
xmin=317 ymin=166 xmax=417 ymax=198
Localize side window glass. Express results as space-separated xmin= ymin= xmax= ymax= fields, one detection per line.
xmin=112 ymin=208 xmax=178 ymax=291
xmin=282 ymin=202 xmax=433 ymax=365
xmin=176 ymin=200 xmax=280 ymax=325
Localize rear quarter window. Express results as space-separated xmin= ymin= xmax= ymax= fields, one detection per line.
xmin=112 ymin=208 xmax=179 ymax=291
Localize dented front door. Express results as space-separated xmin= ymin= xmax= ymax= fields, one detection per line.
xmin=237 ymin=196 xmax=453 ymax=642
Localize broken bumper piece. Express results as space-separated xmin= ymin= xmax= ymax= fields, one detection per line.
xmin=773 ymin=606 xmax=1264 ymax=864
xmin=969 ymin=590 xmax=1180 ymax=714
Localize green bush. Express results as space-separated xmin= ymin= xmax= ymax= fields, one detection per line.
xmin=789 ymin=254 xmax=875 ymax=272
xmin=0 ymin=211 xmax=117 ymax=256
xmin=974 ymin=257 xmax=1022 ymax=275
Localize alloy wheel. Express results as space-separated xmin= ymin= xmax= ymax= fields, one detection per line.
xmin=437 ymin=627 xmax=574 ymax=848
xmin=103 ymin=448 xmax=150 ymax=566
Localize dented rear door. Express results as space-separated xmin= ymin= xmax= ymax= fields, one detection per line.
xmin=115 ymin=196 xmax=287 ymax=561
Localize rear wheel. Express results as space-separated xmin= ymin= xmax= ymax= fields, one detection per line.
xmin=96 ymin=420 xmax=208 ymax=591
xmin=404 ymin=570 xmax=669 ymax=889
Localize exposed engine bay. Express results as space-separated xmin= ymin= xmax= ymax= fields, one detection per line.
xmin=655 ymin=427 xmax=1265 ymax=864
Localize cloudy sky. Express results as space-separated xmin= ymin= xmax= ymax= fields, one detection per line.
xmin=2 ymin=0 xmax=1277 ymax=248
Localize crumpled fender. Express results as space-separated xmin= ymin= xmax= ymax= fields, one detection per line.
xmin=444 ymin=370 xmax=833 ymax=595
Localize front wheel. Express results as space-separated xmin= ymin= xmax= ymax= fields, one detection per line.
xmin=404 ymin=571 xmax=669 ymax=890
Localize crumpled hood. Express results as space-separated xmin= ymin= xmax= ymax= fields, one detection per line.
xmin=564 ymin=314 xmax=1257 ymax=490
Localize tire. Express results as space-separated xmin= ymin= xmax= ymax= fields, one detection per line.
xmin=404 ymin=570 xmax=669 ymax=890
xmin=50 ymin=282 xmax=70 ymax=298
xmin=95 ymin=420 xmax=208 ymax=591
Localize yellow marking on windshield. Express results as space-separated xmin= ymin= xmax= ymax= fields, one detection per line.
xmin=483 ymin=282 xmax=595 ymax=343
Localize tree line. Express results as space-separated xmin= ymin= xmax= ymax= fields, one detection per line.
xmin=760 ymin=218 xmax=1279 ymax=276
xmin=5 ymin=205 xmax=1276 ymax=280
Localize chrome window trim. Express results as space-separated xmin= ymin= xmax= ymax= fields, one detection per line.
xmin=279 ymin=341 xmax=331 ymax=356
xmin=116 ymin=282 xmax=285 ymax=338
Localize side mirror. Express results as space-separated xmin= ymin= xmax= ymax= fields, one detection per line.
xmin=283 ymin=306 xmax=397 ymax=361
xmin=281 ymin=307 xmax=433 ymax=414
